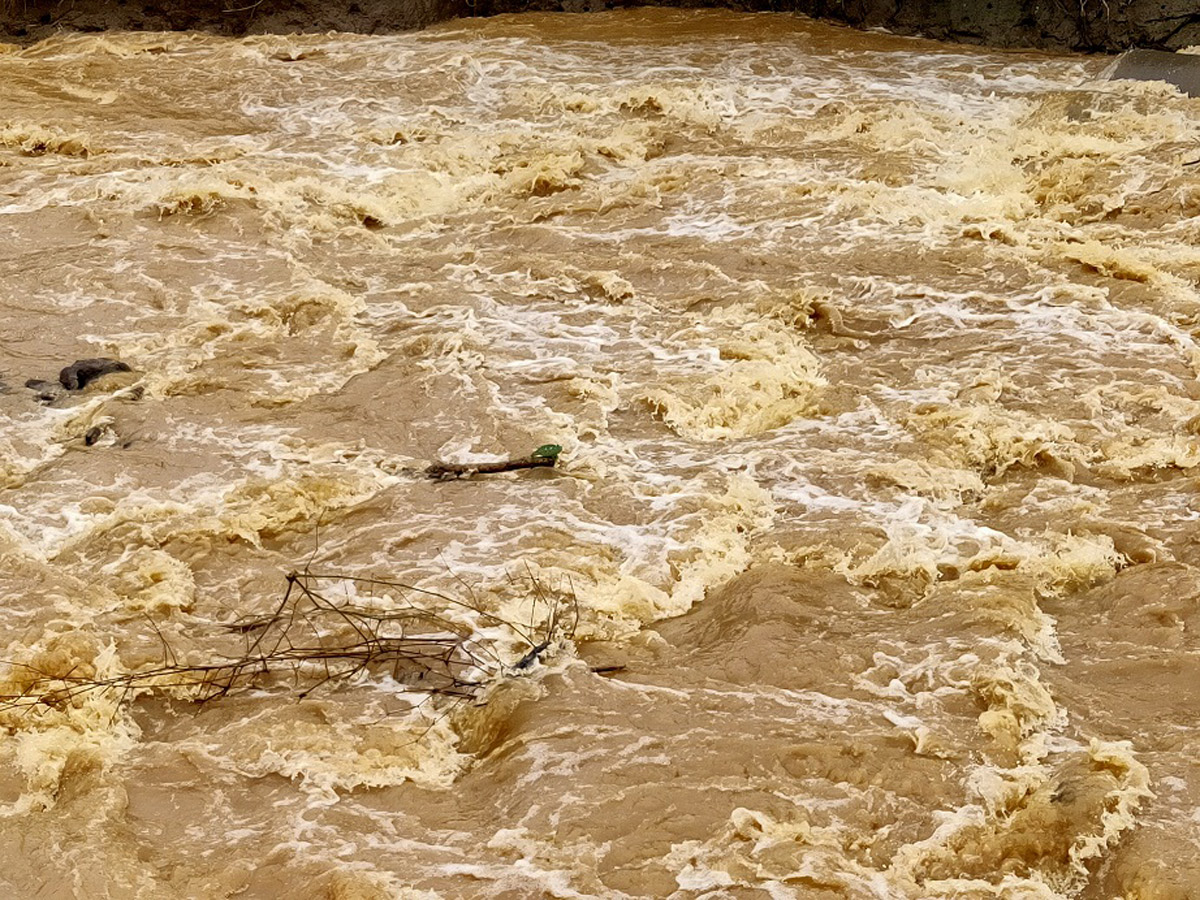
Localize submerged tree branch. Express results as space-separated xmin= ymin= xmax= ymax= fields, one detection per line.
xmin=0 ymin=565 xmax=576 ymax=718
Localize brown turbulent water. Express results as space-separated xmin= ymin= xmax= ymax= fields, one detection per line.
xmin=0 ymin=9 xmax=1198 ymax=898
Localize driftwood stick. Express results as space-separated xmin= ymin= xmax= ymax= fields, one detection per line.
xmin=425 ymin=452 xmax=559 ymax=480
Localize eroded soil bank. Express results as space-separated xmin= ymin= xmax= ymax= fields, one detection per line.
xmin=2 ymin=0 xmax=1199 ymax=51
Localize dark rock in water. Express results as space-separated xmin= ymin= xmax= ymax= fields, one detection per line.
xmin=1106 ymin=50 xmax=1200 ymax=98
xmin=59 ymin=358 xmax=131 ymax=391
xmin=24 ymin=379 xmax=64 ymax=403
xmin=84 ymin=425 xmax=105 ymax=446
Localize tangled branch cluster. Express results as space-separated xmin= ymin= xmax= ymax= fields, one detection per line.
xmin=0 ymin=568 xmax=576 ymax=717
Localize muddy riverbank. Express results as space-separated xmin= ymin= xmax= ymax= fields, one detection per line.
xmin=2 ymin=0 xmax=1198 ymax=51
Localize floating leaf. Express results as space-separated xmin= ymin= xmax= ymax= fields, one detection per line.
xmin=532 ymin=444 xmax=563 ymax=460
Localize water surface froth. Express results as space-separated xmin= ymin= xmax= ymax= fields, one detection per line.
xmin=0 ymin=9 xmax=1198 ymax=898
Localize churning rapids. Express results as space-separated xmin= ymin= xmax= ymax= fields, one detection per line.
xmin=1 ymin=9 xmax=1198 ymax=898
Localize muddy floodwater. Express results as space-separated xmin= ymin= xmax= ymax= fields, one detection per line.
xmin=0 ymin=9 xmax=1198 ymax=898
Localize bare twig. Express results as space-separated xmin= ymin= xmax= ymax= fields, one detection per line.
xmin=0 ymin=566 xmax=577 ymax=720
